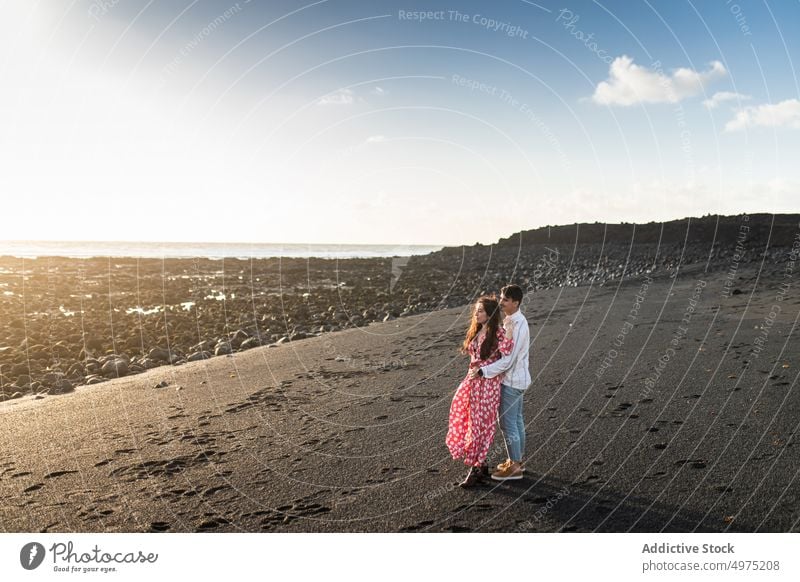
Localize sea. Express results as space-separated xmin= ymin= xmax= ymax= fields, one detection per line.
xmin=0 ymin=241 xmax=443 ymax=260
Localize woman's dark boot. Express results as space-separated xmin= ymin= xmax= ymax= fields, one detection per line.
xmin=459 ymin=466 xmax=482 ymax=488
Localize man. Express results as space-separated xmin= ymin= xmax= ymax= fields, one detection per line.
xmin=469 ymin=284 xmax=531 ymax=481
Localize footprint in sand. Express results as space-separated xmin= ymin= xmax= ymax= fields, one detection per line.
xmin=675 ymin=459 xmax=707 ymax=469
xmin=202 ymin=485 xmax=232 ymax=497
xmin=196 ymin=516 xmax=231 ymax=531
xmin=399 ymin=520 xmax=435 ymax=532
xmin=44 ymin=470 xmax=79 ymax=479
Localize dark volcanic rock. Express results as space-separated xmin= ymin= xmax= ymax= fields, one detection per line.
xmin=101 ymin=358 xmax=129 ymax=378
xmin=148 ymin=348 xmax=181 ymax=365
xmin=41 ymin=372 xmax=65 ymax=386
xmin=214 ymin=342 xmax=232 ymax=356
xmin=48 ymin=379 xmax=75 ymax=395
xmin=239 ymin=337 xmax=261 ymax=350
xmin=229 ymin=330 xmax=249 ymax=349
xmin=1 ymin=213 xmax=797 ymax=398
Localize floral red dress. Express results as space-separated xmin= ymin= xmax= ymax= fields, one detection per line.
xmin=446 ymin=327 xmax=514 ymax=467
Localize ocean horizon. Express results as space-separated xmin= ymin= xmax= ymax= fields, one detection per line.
xmin=0 ymin=240 xmax=444 ymax=260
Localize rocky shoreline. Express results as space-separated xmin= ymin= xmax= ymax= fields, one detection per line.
xmin=2 ymin=214 xmax=798 ymax=401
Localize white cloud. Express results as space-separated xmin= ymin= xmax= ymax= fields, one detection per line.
xmin=317 ymin=88 xmax=355 ymax=105
xmin=724 ymin=99 xmax=800 ymax=131
xmin=592 ymin=56 xmax=726 ymax=106
xmin=702 ymin=91 xmax=751 ymax=109
xmin=365 ymin=135 xmax=386 ymax=143
xmin=370 ymin=86 xmax=387 ymax=95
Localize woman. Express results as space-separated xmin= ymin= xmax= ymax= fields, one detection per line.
xmin=446 ymin=295 xmax=513 ymax=487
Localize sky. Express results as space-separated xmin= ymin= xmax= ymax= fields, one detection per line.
xmin=1 ymin=0 xmax=799 ymax=246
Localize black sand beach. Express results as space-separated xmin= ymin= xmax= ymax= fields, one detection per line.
xmin=1 ymin=215 xmax=799 ymax=532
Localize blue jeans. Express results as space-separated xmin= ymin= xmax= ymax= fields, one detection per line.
xmin=499 ymin=384 xmax=525 ymax=462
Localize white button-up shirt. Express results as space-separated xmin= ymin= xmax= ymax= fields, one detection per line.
xmin=480 ymin=309 xmax=531 ymax=390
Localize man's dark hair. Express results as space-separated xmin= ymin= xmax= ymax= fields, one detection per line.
xmin=501 ymin=284 xmax=523 ymax=304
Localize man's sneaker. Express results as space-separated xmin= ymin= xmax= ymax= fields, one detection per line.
xmin=496 ymin=458 xmax=513 ymax=472
xmin=496 ymin=458 xmax=526 ymax=473
xmin=491 ymin=461 xmax=524 ymax=481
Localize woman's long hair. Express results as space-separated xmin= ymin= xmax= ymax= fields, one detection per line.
xmin=462 ymin=295 xmax=502 ymax=361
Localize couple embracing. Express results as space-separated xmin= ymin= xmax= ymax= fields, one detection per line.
xmin=445 ymin=285 xmax=531 ymax=488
